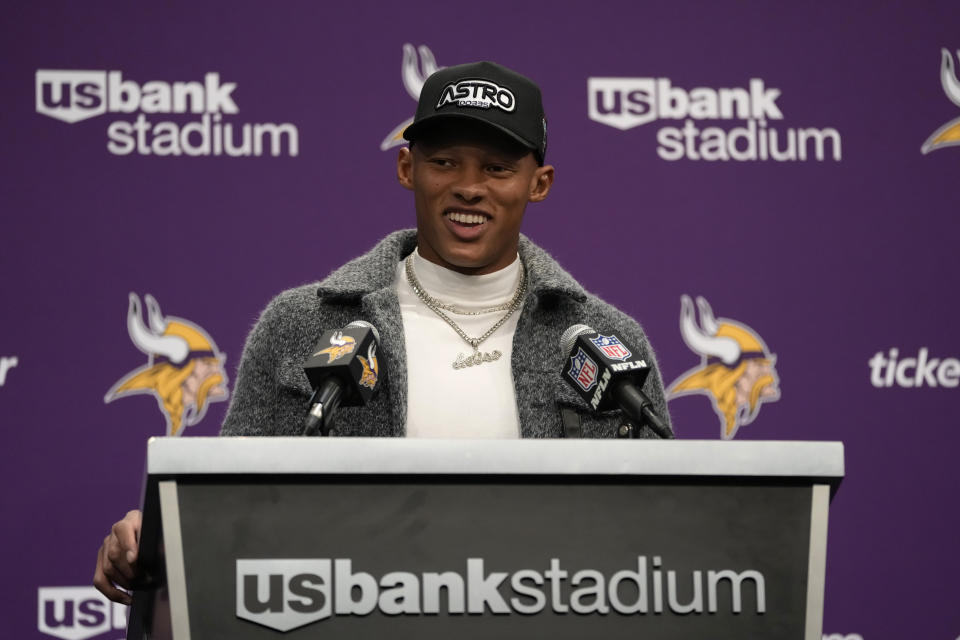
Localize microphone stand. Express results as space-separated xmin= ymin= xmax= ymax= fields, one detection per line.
xmin=613 ymin=380 xmax=674 ymax=439
xmin=616 ymin=419 xmax=643 ymax=439
xmin=302 ymin=384 xmax=342 ymax=437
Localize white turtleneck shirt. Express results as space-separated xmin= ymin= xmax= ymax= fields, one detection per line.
xmin=395 ymin=248 xmax=523 ymax=438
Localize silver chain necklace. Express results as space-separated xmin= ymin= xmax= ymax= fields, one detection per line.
xmin=428 ymin=296 xmax=516 ymax=316
xmin=404 ymin=253 xmax=526 ymax=370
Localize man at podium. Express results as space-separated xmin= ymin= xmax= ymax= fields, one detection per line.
xmin=94 ymin=60 xmax=673 ymax=605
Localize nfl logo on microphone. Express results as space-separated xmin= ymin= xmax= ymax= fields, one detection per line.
xmin=568 ymin=348 xmax=599 ymax=391
xmin=591 ymin=335 xmax=632 ymax=361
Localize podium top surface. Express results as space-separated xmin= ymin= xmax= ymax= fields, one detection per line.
xmin=146 ymin=437 xmax=844 ymax=481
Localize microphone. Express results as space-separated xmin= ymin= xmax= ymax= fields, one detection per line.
xmin=302 ymin=320 xmax=383 ymax=436
xmin=560 ymin=324 xmax=673 ymax=439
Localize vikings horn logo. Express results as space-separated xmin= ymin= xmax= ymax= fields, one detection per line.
xmin=358 ymin=342 xmax=379 ymax=390
xmin=104 ymin=293 xmax=229 ymax=436
xmin=380 ymin=43 xmax=443 ymax=151
xmin=314 ymin=331 xmax=357 ymax=363
xmin=666 ymin=295 xmax=780 ymax=440
xmin=922 ymin=48 xmax=960 ymax=154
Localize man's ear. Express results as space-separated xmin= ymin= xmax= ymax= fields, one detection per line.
xmin=528 ymin=164 xmax=555 ymax=202
xmin=397 ymin=147 xmax=414 ymax=191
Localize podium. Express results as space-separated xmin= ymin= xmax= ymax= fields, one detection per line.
xmin=129 ymin=438 xmax=843 ymax=640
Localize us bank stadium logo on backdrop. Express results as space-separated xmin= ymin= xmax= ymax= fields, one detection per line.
xmin=587 ymin=75 xmax=841 ymax=162
xmin=104 ymin=293 xmax=228 ymax=436
xmin=38 ymin=587 xmax=127 ymax=640
xmin=34 ymin=70 xmax=299 ymax=157
xmin=666 ymin=296 xmax=780 ymax=439
xmin=381 ymin=43 xmax=443 ymax=151
xmin=921 ymin=48 xmax=960 ymax=154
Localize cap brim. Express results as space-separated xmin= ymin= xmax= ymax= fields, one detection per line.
xmin=402 ymin=113 xmax=539 ymax=158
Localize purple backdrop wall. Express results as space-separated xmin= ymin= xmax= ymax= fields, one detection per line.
xmin=3 ymin=2 xmax=959 ymax=638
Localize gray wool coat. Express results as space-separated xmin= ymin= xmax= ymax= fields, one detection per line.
xmin=220 ymin=230 xmax=672 ymax=438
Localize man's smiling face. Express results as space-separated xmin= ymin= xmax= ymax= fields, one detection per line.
xmin=397 ymin=120 xmax=554 ymax=275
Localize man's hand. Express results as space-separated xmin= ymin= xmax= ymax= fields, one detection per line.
xmin=93 ymin=510 xmax=142 ymax=605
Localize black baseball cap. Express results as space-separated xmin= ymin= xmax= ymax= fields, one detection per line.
xmin=403 ymin=61 xmax=548 ymax=164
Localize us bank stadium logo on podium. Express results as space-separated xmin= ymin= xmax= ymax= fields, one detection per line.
xmin=666 ymin=295 xmax=780 ymax=439
xmin=236 ymin=556 xmax=766 ymax=631
xmin=587 ymin=73 xmax=842 ymax=162
xmin=35 ymin=69 xmax=299 ymax=157
xmin=921 ymin=48 xmax=960 ymax=154
xmin=104 ymin=293 xmax=228 ymax=436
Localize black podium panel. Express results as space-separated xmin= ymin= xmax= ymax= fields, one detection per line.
xmin=131 ymin=438 xmax=843 ymax=640
xmin=176 ymin=479 xmax=811 ymax=639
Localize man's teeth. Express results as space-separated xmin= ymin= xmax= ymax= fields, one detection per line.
xmin=447 ymin=212 xmax=486 ymax=224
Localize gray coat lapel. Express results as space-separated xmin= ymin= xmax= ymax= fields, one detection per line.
xmin=513 ymin=237 xmax=588 ymax=437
